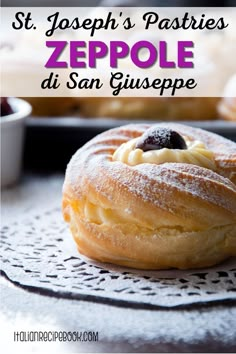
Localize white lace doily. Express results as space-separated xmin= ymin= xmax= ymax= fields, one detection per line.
xmin=1 ymin=175 xmax=236 ymax=308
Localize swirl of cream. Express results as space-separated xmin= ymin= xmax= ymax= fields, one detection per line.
xmin=113 ymin=136 xmax=216 ymax=171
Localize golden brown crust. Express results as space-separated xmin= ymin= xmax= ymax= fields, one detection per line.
xmin=78 ymin=97 xmax=219 ymax=121
xmin=218 ymin=74 xmax=236 ymax=121
xmin=218 ymin=97 xmax=236 ymax=121
xmin=22 ymin=97 xmax=79 ymax=116
xmin=62 ymin=124 xmax=236 ymax=269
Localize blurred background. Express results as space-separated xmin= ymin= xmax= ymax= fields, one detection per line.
xmin=1 ymin=0 xmax=236 ymax=177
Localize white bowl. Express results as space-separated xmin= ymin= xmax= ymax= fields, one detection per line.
xmin=1 ymin=98 xmax=32 ymax=188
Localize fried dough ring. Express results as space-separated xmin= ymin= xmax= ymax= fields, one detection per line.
xmin=62 ymin=124 xmax=236 ymax=269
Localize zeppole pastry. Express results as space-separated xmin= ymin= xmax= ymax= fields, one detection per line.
xmin=79 ymin=97 xmax=219 ymax=121
xmin=22 ymin=97 xmax=79 ymax=116
xmin=62 ymin=124 xmax=236 ymax=269
xmin=218 ymin=74 xmax=236 ymax=121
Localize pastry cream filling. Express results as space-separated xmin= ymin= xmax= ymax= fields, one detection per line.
xmin=112 ymin=136 xmax=216 ymax=170
xmin=72 ymin=136 xmax=217 ymax=229
xmin=73 ymin=199 xmax=235 ymax=238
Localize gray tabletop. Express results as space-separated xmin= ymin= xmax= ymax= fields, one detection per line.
xmin=1 ymin=174 xmax=236 ymax=353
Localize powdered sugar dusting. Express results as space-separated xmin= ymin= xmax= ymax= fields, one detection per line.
xmin=64 ymin=123 xmax=236 ymax=229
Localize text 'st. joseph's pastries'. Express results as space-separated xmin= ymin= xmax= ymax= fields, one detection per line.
xmin=62 ymin=124 xmax=236 ymax=269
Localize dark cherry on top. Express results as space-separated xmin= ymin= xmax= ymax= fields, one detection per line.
xmin=135 ymin=127 xmax=187 ymax=152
